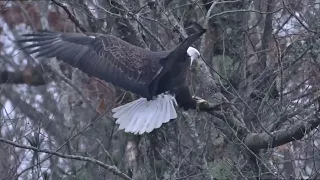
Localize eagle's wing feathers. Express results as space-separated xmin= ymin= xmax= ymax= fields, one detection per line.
xmin=18 ymin=32 xmax=163 ymax=97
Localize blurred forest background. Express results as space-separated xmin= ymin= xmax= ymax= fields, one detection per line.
xmin=1 ymin=0 xmax=320 ymax=179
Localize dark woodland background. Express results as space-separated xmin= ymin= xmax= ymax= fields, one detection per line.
xmin=1 ymin=0 xmax=320 ymax=179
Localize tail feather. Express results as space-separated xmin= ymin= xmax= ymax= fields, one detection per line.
xmin=117 ymin=101 xmax=143 ymax=130
xmin=126 ymin=101 xmax=150 ymax=133
xmin=137 ymin=97 xmax=163 ymax=134
xmin=154 ymin=99 xmax=165 ymax=130
xmin=135 ymin=108 xmax=154 ymax=134
xmin=112 ymin=99 xmax=143 ymax=126
xmin=112 ymin=94 xmax=178 ymax=134
xmin=143 ymin=95 xmax=177 ymax=134
xmin=161 ymin=96 xmax=174 ymax=126
xmin=169 ymin=100 xmax=177 ymax=119
xmin=112 ymin=98 xmax=143 ymax=117
xmin=134 ymin=102 xmax=156 ymax=134
xmin=154 ymin=95 xmax=170 ymax=129
xmin=146 ymin=99 xmax=163 ymax=132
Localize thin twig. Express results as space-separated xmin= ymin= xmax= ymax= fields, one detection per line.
xmin=209 ymin=8 xmax=283 ymax=19
xmin=282 ymin=1 xmax=317 ymax=34
xmin=96 ymin=139 xmax=115 ymax=164
xmin=51 ymin=0 xmax=87 ymax=33
xmin=130 ymin=14 xmax=166 ymax=50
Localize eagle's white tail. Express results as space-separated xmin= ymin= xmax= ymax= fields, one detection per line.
xmin=112 ymin=94 xmax=178 ymax=134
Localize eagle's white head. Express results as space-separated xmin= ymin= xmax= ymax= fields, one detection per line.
xmin=187 ymin=47 xmax=200 ymax=66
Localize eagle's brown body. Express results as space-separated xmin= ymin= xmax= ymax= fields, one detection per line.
xmin=17 ymin=28 xmax=206 ymax=134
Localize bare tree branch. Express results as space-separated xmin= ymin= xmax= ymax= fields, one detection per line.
xmin=1 ymin=87 xmax=66 ymax=144
xmin=282 ymin=1 xmax=317 ymax=34
xmin=209 ymin=8 xmax=283 ymax=19
xmin=0 ymin=137 xmax=132 ymax=180
xmin=50 ymin=0 xmax=87 ymax=33
xmin=245 ymin=115 xmax=320 ymax=150
xmin=0 ymin=66 xmax=46 ymax=86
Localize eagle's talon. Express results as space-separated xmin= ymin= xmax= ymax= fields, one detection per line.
xmin=193 ymin=96 xmax=209 ymax=111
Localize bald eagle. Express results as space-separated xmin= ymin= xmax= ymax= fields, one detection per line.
xmin=17 ymin=28 xmax=206 ymax=134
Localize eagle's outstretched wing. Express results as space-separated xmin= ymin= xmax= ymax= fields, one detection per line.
xmin=17 ymin=32 xmax=167 ymax=98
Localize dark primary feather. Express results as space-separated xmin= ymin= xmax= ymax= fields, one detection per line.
xmin=17 ymin=28 xmax=206 ymax=100
xmin=17 ymin=32 xmax=168 ymax=98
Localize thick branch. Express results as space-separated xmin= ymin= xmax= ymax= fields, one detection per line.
xmin=198 ymin=100 xmax=320 ymax=150
xmin=259 ymin=0 xmax=274 ymax=71
xmin=198 ymin=99 xmax=251 ymax=137
xmin=0 ymin=67 xmax=46 ymax=85
xmin=245 ymin=116 xmax=320 ymax=150
xmin=0 ymin=137 xmax=132 ymax=180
